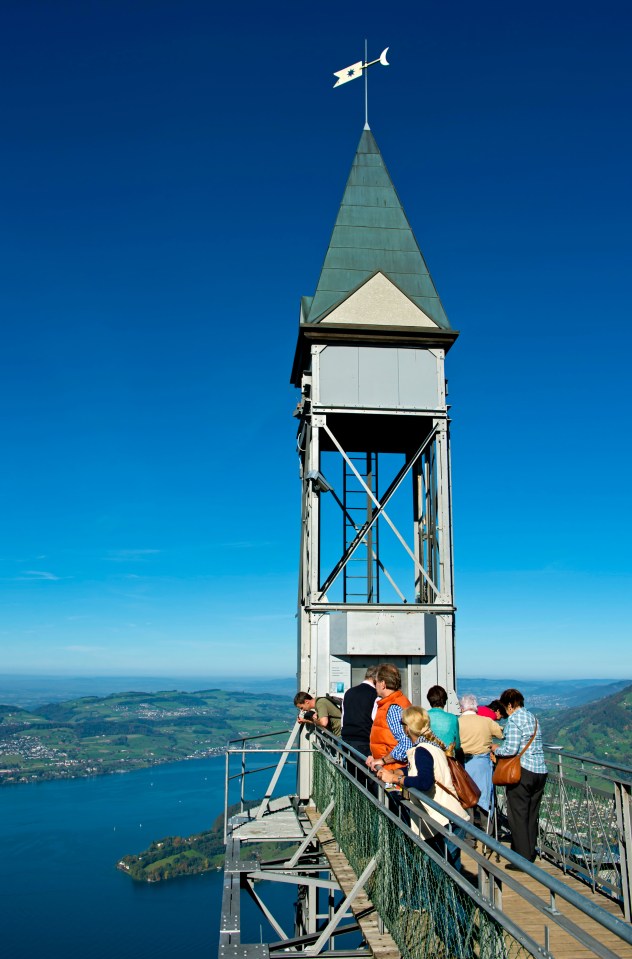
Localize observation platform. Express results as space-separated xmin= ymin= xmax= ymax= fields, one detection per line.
xmin=220 ymin=727 xmax=632 ymax=959
xmin=232 ymin=796 xmax=306 ymax=842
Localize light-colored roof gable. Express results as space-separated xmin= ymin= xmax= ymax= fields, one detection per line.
xmin=318 ymin=272 xmax=438 ymax=329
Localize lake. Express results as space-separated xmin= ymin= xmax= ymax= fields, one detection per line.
xmin=1 ymin=755 xmax=297 ymax=958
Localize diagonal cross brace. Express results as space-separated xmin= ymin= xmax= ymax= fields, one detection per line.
xmin=328 ymin=487 xmax=406 ymax=602
xmin=324 ymin=423 xmax=440 ymax=597
xmin=255 ymin=723 xmax=301 ymax=820
xmin=244 ymin=877 xmax=289 ymax=940
xmin=286 ymin=800 xmax=335 ymax=867
xmin=303 ymin=856 xmax=378 ymax=956
xmin=318 ymin=424 xmax=440 ymax=600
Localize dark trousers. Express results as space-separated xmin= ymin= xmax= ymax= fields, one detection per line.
xmin=342 ymin=738 xmax=370 ymax=759
xmin=506 ymin=769 xmax=548 ymax=861
xmin=342 ymin=739 xmax=371 ymax=789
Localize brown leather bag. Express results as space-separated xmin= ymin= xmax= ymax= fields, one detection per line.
xmin=436 ymin=757 xmax=481 ymax=809
xmin=492 ymin=721 xmax=538 ymax=786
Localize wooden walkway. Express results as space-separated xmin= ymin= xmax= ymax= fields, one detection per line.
xmin=305 ymin=805 xmax=401 ymax=959
xmin=462 ymin=846 xmax=632 ymax=959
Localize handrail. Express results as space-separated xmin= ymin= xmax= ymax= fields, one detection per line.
xmin=534 ymin=744 xmax=632 ymax=917
xmin=405 ymin=777 xmax=632 ymax=942
xmin=225 ymin=730 xmax=632 ymax=779
xmin=227 ymin=727 xmax=293 ymax=746
xmin=223 ymin=725 xmax=303 ymax=841
xmin=543 ymin=743 xmax=632 ymax=781
xmin=314 ymin=728 xmax=632 ymax=948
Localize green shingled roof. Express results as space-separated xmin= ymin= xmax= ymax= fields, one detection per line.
xmin=306 ymin=129 xmax=451 ymax=330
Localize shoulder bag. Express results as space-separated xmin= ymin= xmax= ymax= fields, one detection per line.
xmin=436 ymin=756 xmax=481 ymax=809
xmin=492 ymin=720 xmax=538 ymax=786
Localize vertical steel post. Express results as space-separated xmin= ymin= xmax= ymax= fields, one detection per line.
xmin=615 ymin=780 xmax=632 ymax=921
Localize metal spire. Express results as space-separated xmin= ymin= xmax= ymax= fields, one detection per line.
xmin=364 ymin=39 xmax=369 ymax=130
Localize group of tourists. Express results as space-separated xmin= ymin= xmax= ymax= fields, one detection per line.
xmin=294 ymin=665 xmax=547 ymax=871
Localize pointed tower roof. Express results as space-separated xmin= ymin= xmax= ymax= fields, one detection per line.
xmin=305 ymin=129 xmax=451 ymax=330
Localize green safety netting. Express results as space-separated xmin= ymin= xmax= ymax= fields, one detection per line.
xmin=313 ymin=750 xmax=533 ymax=959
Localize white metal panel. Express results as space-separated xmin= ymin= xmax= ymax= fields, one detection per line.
xmin=317 ymin=345 xmax=444 ymax=411
xmin=397 ymin=349 xmax=440 ymax=409
xmin=330 ymin=614 xmax=348 ymax=654
xmin=329 ymin=610 xmax=437 ymax=655
xmin=315 ymin=614 xmax=331 ymax=698
xmin=317 ymin=346 xmax=359 ymax=406
xmin=358 ymin=346 xmax=399 ymax=407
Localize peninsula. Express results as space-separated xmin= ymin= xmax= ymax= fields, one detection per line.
xmin=118 ymin=827 xmax=223 ymax=882
xmin=117 ymin=804 xmax=293 ymax=881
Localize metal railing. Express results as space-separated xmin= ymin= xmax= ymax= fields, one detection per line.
xmin=311 ymin=733 xmax=632 ymax=959
xmin=536 ymin=746 xmax=632 ymax=918
xmin=223 ymin=726 xmax=302 ymax=842
xmin=221 ymin=727 xmax=632 ymax=958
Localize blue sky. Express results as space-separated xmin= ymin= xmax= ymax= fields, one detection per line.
xmin=0 ymin=1 xmax=630 ymax=680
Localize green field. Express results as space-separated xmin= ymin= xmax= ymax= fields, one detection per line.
xmin=0 ymin=689 xmax=294 ymax=784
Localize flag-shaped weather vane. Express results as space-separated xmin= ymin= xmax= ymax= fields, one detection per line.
xmin=333 ymin=46 xmax=389 ymax=87
xmin=333 ymin=45 xmax=389 ymax=129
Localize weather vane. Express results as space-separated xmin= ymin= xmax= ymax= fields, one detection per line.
xmin=333 ymin=42 xmax=390 ymax=129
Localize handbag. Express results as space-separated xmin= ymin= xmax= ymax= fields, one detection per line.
xmin=492 ymin=721 xmax=538 ymax=786
xmin=436 ymin=756 xmax=481 ymax=809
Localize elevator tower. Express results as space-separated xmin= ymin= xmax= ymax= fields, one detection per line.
xmin=291 ymin=128 xmax=459 ymax=732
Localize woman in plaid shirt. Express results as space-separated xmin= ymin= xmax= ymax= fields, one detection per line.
xmin=493 ymin=688 xmax=547 ymax=866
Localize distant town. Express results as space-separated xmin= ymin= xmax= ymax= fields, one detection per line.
xmin=0 ymin=689 xmax=293 ymax=785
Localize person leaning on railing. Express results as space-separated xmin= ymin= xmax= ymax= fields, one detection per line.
xmin=365 ymin=664 xmax=412 ymax=773
xmin=377 ymin=706 xmax=468 ymax=872
xmin=492 ymin=688 xmax=547 ymax=867
xmin=293 ymin=692 xmax=342 ymax=737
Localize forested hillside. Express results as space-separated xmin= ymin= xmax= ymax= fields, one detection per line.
xmin=543 ymin=683 xmax=632 ymax=767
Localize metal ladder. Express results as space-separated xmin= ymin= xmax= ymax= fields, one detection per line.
xmin=342 ymin=453 xmax=380 ymax=603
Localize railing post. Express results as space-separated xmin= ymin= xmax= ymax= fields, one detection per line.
xmin=583 ymin=763 xmax=597 ymax=892
xmin=256 ymin=723 xmax=301 ymax=820
xmin=224 ymin=748 xmax=230 ymax=843
xmin=240 ymin=740 xmax=246 ymax=814
xmin=558 ymin=752 xmax=567 ymax=875
xmin=614 ymin=780 xmax=632 ymax=922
